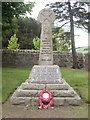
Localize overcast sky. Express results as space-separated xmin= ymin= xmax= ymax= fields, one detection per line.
xmin=25 ymin=0 xmax=88 ymax=48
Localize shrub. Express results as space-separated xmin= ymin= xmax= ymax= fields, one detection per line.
xmin=33 ymin=36 xmax=40 ymax=50
xmin=7 ymin=34 xmax=20 ymax=50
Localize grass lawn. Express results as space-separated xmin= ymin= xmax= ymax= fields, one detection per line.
xmin=2 ymin=67 xmax=88 ymax=103
xmin=2 ymin=67 xmax=32 ymax=103
xmin=60 ymin=67 xmax=88 ymax=103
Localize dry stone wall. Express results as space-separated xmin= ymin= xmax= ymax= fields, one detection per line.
xmin=2 ymin=49 xmax=89 ymax=70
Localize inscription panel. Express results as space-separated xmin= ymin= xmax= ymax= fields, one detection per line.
xmin=29 ymin=65 xmax=62 ymax=84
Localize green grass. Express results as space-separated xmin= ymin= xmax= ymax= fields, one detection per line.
xmin=2 ymin=67 xmax=88 ymax=103
xmin=70 ymin=46 xmax=90 ymax=53
xmin=76 ymin=46 xmax=90 ymax=53
xmin=2 ymin=67 xmax=32 ymax=103
xmin=60 ymin=67 xmax=88 ymax=103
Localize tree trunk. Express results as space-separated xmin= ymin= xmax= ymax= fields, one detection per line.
xmin=68 ymin=2 xmax=78 ymax=69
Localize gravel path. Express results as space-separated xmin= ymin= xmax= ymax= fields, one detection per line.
xmin=2 ymin=99 xmax=88 ymax=118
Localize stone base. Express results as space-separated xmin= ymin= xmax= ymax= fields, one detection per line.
xmin=28 ymin=65 xmax=62 ymax=84
xmin=10 ymin=79 xmax=81 ymax=106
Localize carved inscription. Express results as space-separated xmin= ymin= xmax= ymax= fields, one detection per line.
xmin=38 ymin=9 xmax=55 ymax=65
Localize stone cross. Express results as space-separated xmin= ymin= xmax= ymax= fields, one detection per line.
xmin=38 ymin=8 xmax=55 ymax=65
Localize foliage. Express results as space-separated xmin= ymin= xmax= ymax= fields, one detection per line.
xmin=2 ymin=67 xmax=88 ymax=103
xmin=47 ymin=1 xmax=90 ymax=68
xmin=17 ymin=17 xmax=41 ymax=49
xmin=47 ymin=2 xmax=90 ymax=32
xmin=33 ymin=36 xmax=40 ymax=50
xmin=7 ymin=34 xmax=20 ymax=50
xmin=52 ymin=28 xmax=71 ymax=51
xmin=2 ymin=18 xmax=18 ymax=48
xmin=2 ymin=2 xmax=34 ymax=48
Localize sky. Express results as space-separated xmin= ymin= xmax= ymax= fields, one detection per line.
xmin=25 ymin=0 xmax=88 ymax=48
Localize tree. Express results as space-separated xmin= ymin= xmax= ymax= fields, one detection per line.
xmin=68 ymin=1 xmax=77 ymax=68
xmin=7 ymin=34 xmax=20 ymax=50
xmin=2 ymin=2 xmax=34 ymax=48
xmin=17 ymin=17 xmax=41 ymax=49
xmin=47 ymin=1 xmax=90 ymax=68
xmin=52 ymin=28 xmax=71 ymax=51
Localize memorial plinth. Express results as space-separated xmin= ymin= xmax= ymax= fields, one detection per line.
xmin=28 ymin=65 xmax=63 ymax=84
xmin=10 ymin=8 xmax=81 ymax=106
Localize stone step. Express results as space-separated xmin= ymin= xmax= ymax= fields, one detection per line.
xmin=10 ymin=96 xmax=39 ymax=106
xmin=53 ymin=95 xmax=81 ymax=106
xmin=10 ymin=94 xmax=81 ymax=106
xmin=51 ymin=90 xmax=75 ymax=97
xmin=10 ymin=78 xmax=81 ymax=106
xmin=46 ymin=83 xmax=69 ymax=90
xmin=13 ymin=89 xmax=75 ymax=97
xmin=21 ymin=83 xmax=69 ymax=90
xmin=21 ymin=83 xmax=45 ymax=90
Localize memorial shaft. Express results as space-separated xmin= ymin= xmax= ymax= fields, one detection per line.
xmin=38 ymin=9 xmax=55 ymax=65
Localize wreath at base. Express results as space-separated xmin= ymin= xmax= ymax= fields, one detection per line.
xmin=39 ymin=90 xmax=53 ymax=109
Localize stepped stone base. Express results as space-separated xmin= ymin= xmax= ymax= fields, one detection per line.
xmin=10 ymin=66 xmax=81 ymax=106
xmin=11 ymin=96 xmax=81 ymax=106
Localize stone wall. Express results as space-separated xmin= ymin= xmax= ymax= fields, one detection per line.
xmin=2 ymin=49 xmax=89 ymax=70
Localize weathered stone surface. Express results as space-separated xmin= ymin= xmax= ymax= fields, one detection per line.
xmin=53 ymin=95 xmax=81 ymax=106
xmin=2 ymin=49 xmax=88 ymax=70
xmin=53 ymin=97 xmax=64 ymax=105
xmin=10 ymin=78 xmax=79 ymax=99
xmin=10 ymin=97 xmax=30 ymax=105
xmin=31 ymin=97 xmax=39 ymax=106
xmin=51 ymin=90 xmax=75 ymax=97
xmin=10 ymin=78 xmax=81 ymax=105
xmin=28 ymin=65 xmax=63 ymax=84
xmin=65 ymin=95 xmax=81 ymax=105
xmin=10 ymin=95 xmax=81 ymax=106
xmin=10 ymin=97 xmax=39 ymax=105
xmin=21 ymin=83 xmax=45 ymax=90
xmin=12 ymin=89 xmax=75 ymax=97
xmin=21 ymin=83 xmax=69 ymax=90
xmin=15 ymin=90 xmax=38 ymax=97
xmin=46 ymin=83 xmax=68 ymax=90
xmin=38 ymin=8 xmax=55 ymax=65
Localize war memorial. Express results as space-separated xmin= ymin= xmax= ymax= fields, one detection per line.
xmin=10 ymin=9 xmax=81 ymax=106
